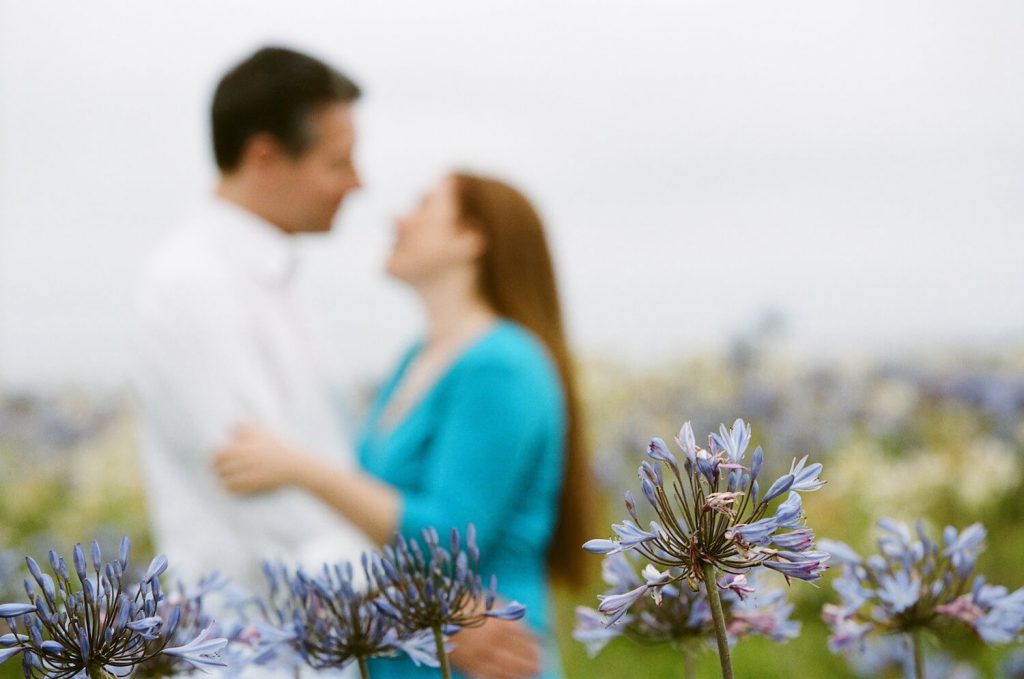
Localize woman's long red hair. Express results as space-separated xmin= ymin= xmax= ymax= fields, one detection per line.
xmin=452 ymin=172 xmax=595 ymax=588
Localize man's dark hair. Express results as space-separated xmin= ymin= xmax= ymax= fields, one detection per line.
xmin=211 ymin=46 xmax=361 ymax=172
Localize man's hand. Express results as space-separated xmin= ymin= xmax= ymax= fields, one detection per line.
xmin=449 ymin=617 xmax=542 ymax=679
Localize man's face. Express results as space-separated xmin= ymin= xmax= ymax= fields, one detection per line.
xmin=272 ymin=102 xmax=361 ymax=234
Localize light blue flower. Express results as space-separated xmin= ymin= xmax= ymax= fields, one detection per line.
xmin=674 ymin=421 xmax=698 ymax=468
xmin=727 ymin=585 xmax=801 ymax=642
xmin=711 ymin=418 xmax=752 ymax=465
xmin=597 ymin=585 xmax=648 ymax=625
xmin=0 ymin=603 xmax=36 ymax=618
xmin=572 ymin=606 xmax=625 ymax=657
xmin=763 ymin=555 xmax=830 ymax=582
xmin=787 ymin=455 xmax=826 ymax=492
xmin=772 ymin=528 xmax=815 ymax=552
xmin=647 ymin=438 xmax=679 ymax=474
xmin=824 ymin=518 xmax=1024 ymax=674
xmin=762 ymin=474 xmax=795 ymax=504
xmin=773 ymin=492 xmax=803 ymax=528
xmin=729 ymin=517 xmax=779 ymax=546
xmin=575 ymin=555 xmax=800 ymax=658
xmin=943 ymin=523 xmax=986 ymax=576
xmin=582 ymin=538 xmax=622 ymax=555
xmin=162 ymin=625 xmax=229 ymax=671
xmin=877 ymin=570 xmax=921 ymax=613
xmin=973 ymin=587 xmax=1024 ymax=644
xmin=610 ymin=521 xmax=659 ymax=548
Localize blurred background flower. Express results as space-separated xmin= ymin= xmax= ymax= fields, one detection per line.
xmin=4 ymin=347 xmax=1024 ymax=676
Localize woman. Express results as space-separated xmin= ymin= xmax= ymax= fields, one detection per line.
xmin=214 ymin=172 xmax=592 ymax=678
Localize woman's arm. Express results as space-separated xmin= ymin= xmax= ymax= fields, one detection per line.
xmin=212 ymin=425 xmax=400 ymax=544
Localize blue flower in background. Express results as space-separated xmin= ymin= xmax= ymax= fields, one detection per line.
xmin=822 ymin=520 xmax=1024 ymax=677
xmin=573 ymin=552 xmax=800 ymax=666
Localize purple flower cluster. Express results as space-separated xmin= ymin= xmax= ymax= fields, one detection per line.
xmin=254 ymin=525 xmax=524 ymax=679
xmin=368 ymin=525 xmax=525 ymax=634
xmin=584 ymin=419 xmax=829 ymax=624
xmin=573 ymin=553 xmax=799 ymax=658
xmin=253 ymin=558 xmax=437 ymax=676
xmin=0 ymin=537 xmax=227 ymax=678
xmin=821 ymin=520 xmax=1024 ymax=655
xmin=130 ymin=571 xmax=252 ymax=678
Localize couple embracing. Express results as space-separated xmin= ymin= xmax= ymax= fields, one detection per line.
xmin=134 ymin=46 xmax=591 ymax=679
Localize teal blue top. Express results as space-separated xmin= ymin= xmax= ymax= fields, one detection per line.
xmin=357 ymin=320 xmax=566 ymax=679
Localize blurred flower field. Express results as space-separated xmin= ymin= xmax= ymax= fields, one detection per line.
xmin=2 ymin=344 xmax=1023 ymax=677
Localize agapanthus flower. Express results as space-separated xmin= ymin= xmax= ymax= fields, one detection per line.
xmin=584 ymin=419 xmax=827 ymax=605
xmin=573 ymin=552 xmax=799 ymax=662
xmin=252 ymin=557 xmax=436 ymax=679
xmin=844 ymin=636 xmax=980 ymax=679
xmin=130 ymin=572 xmax=253 ymax=678
xmin=0 ymin=537 xmax=227 ymax=679
xmin=821 ymin=520 xmax=1024 ymax=676
xmin=583 ymin=419 xmax=826 ymax=678
xmin=367 ymin=526 xmax=526 ymax=679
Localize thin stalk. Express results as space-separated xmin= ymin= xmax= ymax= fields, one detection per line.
xmin=912 ymin=629 xmax=925 ymax=679
xmin=683 ymin=648 xmax=695 ymax=679
xmin=433 ymin=625 xmax=452 ymax=679
xmin=700 ymin=562 xmax=733 ymax=679
xmin=358 ymin=655 xmax=370 ymax=679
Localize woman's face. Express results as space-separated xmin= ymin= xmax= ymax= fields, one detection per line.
xmin=387 ymin=176 xmax=484 ymax=284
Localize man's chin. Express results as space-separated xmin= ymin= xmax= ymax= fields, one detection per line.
xmin=297 ymin=220 xmax=337 ymax=235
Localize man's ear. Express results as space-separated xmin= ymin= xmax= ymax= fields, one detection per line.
xmin=238 ymin=133 xmax=285 ymax=172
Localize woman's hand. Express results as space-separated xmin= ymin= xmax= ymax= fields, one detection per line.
xmin=212 ymin=424 xmax=305 ymax=494
xmin=214 ymin=426 xmax=400 ymax=541
xmin=450 ymin=617 xmax=541 ymax=679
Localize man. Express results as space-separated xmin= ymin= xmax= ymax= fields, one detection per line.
xmin=135 ymin=46 xmax=541 ymax=678
xmin=134 ymin=46 xmax=373 ymax=592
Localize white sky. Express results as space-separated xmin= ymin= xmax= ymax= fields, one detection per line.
xmin=1 ymin=1 xmax=1022 ymax=388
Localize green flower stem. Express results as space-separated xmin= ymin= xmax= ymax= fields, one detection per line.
xmin=358 ymin=656 xmax=371 ymax=679
xmin=912 ymin=630 xmax=925 ymax=679
xmin=683 ymin=648 xmax=696 ymax=679
xmin=700 ymin=561 xmax=734 ymax=679
xmin=433 ymin=625 xmax=452 ymax=679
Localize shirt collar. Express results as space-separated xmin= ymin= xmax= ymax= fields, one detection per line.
xmin=203 ymin=196 xmax=299 ymax=287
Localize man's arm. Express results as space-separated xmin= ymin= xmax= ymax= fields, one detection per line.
xmin=134 ymin=272 xmax=285 ymax=462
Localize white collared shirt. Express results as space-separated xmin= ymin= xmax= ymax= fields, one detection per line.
xmin=133 ymin=196 xmax=374 ymax=593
